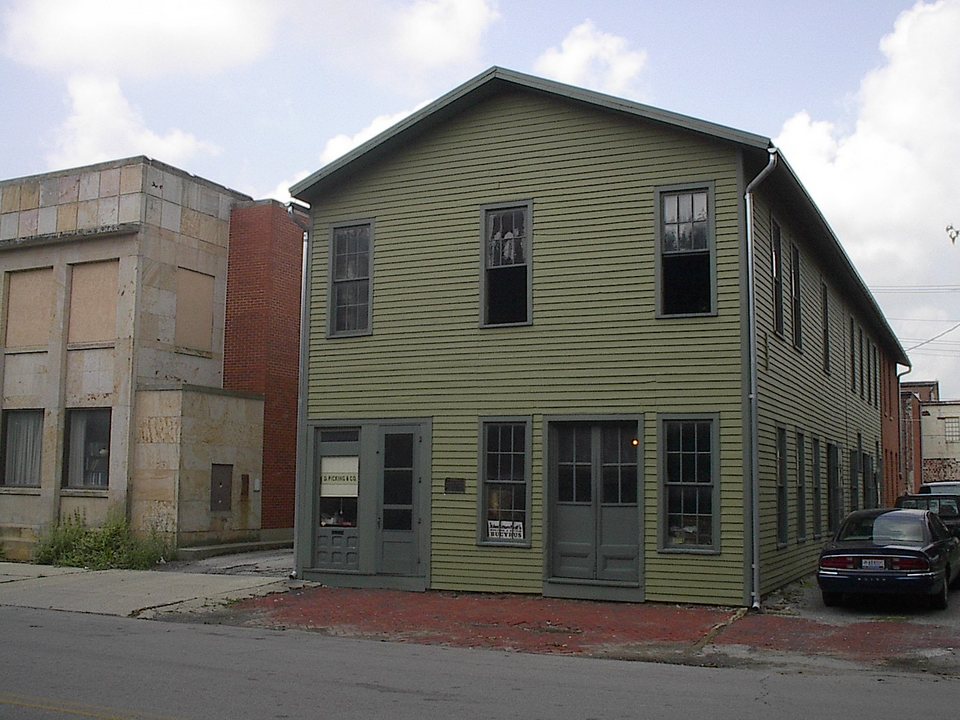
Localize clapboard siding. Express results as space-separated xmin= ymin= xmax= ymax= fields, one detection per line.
xmin=750 ymin=194 xmax=883 ymax=594
xmin=304 ymin=88 xmax=747 ymax=603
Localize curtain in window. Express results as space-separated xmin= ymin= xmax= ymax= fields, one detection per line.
xmin=4 ymin=411 xmax=43 ymax=486
xmin=67 ymin=412 xmax=86 ymax=487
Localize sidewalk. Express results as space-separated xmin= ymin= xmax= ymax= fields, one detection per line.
xmin=3 ymin=553 xmax=960 ymax=675
xmin=0 ymin=559 xmax=287 ymax=618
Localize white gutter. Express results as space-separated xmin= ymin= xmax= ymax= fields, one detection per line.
xmin=744 ymin=147 xmax=779 ymax=610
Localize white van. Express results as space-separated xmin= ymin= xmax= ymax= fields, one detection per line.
xmin=919 ymin=481 xmax=960 ymax=495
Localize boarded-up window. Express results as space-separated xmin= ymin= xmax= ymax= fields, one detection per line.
xmin=5 ymin=268 xmax=53 ymax=348
xmin=68 ymin=261 xmax=118 ymax=343
xmin=175 ymin=268 xmax=214 ymax=352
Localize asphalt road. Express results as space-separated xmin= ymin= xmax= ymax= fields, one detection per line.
xmin=1 ymin=606 xmax=957 ymax=720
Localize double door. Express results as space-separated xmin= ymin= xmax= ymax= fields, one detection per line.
xmin=550 ymin=422 xmax=640 ymax=584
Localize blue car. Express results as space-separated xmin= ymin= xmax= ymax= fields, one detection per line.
xmin=817 ymin=508 xmax=960 ymax=609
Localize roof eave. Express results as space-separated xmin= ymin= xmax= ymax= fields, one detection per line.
xmin=290 ymin=66 xmax=770 ymax=200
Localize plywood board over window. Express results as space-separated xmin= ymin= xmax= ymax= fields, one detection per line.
xmin=5 ymin=267 xmax=53 ymax=348
xmin=175 ymin=267 xmax=214 ymax=353
xmin=68 ymin=260 xmax=118 ymax=343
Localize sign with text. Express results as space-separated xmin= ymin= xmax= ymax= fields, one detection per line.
xmin=487 ymin=520 xmax=524 ymax=540
xmin=320 ymin=456 xmax=359 ymax=497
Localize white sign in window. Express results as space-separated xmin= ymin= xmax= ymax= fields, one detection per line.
xmin=320 ymin=456 xmax=359 ymax=497
xmin=487 ymin=520 xmax=524 ymax=540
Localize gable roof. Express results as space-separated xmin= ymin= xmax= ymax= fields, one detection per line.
xmin=291 ymin=67 xmax=769 ymax=200
xmin=291 ymin=66 xmax=908 ymax=367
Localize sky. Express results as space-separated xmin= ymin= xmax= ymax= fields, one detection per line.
xmin=1 ymin=0 xmax=959 ymax=397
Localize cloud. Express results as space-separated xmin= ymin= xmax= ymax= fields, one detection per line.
xmin=1 ymin=0 xmax=283 ymax=79
xmin=534 ymin=20 xmax=648 ymax=97
xmin=391 ymin=0 xmax=500 ymax=72
xmin=47 ymin=76 xmax=220 ymax=168
xmin=774 ymin=0 xmax=960 ymax=389
xmin=319 ymin=102 xmax=430 ymax=165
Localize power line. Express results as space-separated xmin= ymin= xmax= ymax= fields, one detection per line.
xmin=906 ymin=321 xmax=960 ymax=352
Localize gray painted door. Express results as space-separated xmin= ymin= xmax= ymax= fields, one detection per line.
xmin=551 ymin=422 xmax=640 ymax=583
xmin=377 ymin=427 xmax=420 ymax=576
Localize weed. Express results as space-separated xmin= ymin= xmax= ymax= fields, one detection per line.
xmin=35 ymin=509 xmax=170 ymax=570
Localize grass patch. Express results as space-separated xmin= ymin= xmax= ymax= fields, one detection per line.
xmin=35 ymin=509 xmax=170 ymax=570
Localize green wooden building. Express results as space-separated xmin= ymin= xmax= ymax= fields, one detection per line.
xmin=291 ymin=68 xmax=908 ymax=606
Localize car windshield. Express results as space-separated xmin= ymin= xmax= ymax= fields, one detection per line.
xmin=838 ymin=513 xmax=927 ymax=544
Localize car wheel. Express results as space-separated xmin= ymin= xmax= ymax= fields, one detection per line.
xmin=821 ymin=591 xmax=842 ymax=607
xmin=931 ymin=573 xmax=949 ymax=610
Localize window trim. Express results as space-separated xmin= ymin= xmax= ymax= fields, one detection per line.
xmin=772 ymin=219 xmax=784 ymax=337
xmin=477 ymin=416 xmax=533 ymax=548
xmin=658 ymin=413 xmax=721 ymax=554
xmin=654 ymin=182 xmax=717 ymax=319
xmin=821 ymin=281 xmax=830 ymax=374
xmin=62 ymin=407 xmax=111 ymax=489
xmin=479 ymin=200 xmax=533 ymax=328
xmin=812 ymin=438 xmax=823 ymax=539
xmin=327 ymin=219 xmax=375 ymax=338
xmin=1 ymin=408 xmax=44 ymax=488
xmin=796 ymin=430 xmax=807 ymax=542
xmin=790 ymin=243 xmax=802 ymax=350
xmin=776 ymin=426 xmax=788 ymax=547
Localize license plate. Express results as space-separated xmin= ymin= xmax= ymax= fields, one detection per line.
xmin=861 ymin=558 xmax=885 ymax=570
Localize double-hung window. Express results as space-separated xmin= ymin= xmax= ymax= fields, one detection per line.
xmin=791 ymin=244 xmax=802 ymax=349
xmin=772 ymin=221 xmax=784 ymax=336
xmin=1 ymin=409 xmax=43 ymax=487
xmin=63 ymin=408 xmax=111 ymax=488
xmin=662 ymin=416 xmax=718 ymax=550
xmin=480 ymin=420 xmax=530 ymax=545
xmin=776 ymin=427 xmax=788 ymax=545
xmin=482 ymin=203 xmax=531 ymax=326
xmin=658 ymin=186 xmax=714 ymax=316
xmin=329 ymin=222 xmax=373 ymax=336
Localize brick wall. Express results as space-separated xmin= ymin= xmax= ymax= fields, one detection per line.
xmin=224 ymin=201 xmax=304 ymax=530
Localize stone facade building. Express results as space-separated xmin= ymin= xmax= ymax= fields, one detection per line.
xmin=0 ymin=157 xmax=301 ymax=559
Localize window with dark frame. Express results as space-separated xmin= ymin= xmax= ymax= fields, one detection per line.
xmin=660 ymin=189 xmax=712 ymax=316
xmin=1 ymin=409 xmax=43 ymax=487
xmin=812 ymin=438 xmax=822 ymax=537
xmin=63 ymin=408 xmax=110 ymax=488
xmin=827 ymin=443 xmax=841 ymax=532
xmin=663 ymin=418 xmax=716 ymax=549
xmin=858 ymin=328 xmax=865 ymax=399
xmin=946 ymin=418 xmax=960 ymax=443
xmin=772 ymin=221 xmax=784 ymax=336
xmin=796 ymin=431 xmax=807 ymax=541
xmin=481 ymin=421 xmax=529 ymax=543
xmin=849 ymin=448 xmax=860 ymax=511
xmin=483 ymin=205 xmax=530 ymax=326
xmin=791 ymin=244 xmax=802 ymax=349
xmin=850 ymin=318 xmax=856 ymax=392
xmin=330 ymin=223 xmax=372 ymax=335
xmin=821 ymin=282 xmax=830 ymax=373
xmin=777 ymin=427 xmax=788 ymax=545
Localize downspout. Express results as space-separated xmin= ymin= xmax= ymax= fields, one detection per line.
xmin=896 ymin=365 xmax=913 ymax=494
xmin=289 ymin=203 xmax=311 ymax=580
xmin=745 ymin=147 xmax=778 ymax=610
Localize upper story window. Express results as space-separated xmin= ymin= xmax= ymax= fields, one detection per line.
xmin=821 ymin=282 xmax=830 ymax=373
xmin=329 ymin=222 xmax=373 ymax=337
xmin=658 ymin=186 xmax=714 ymax=316
xmin=482 ymin=203 xmax=531 ymax=326
xmin=771 ymin=221 xmax=784 ymax=336
xmin=945 ymin=417 xmax=960 ymax=443
xmin=790 ymin=244 xmax=802 ymax=349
